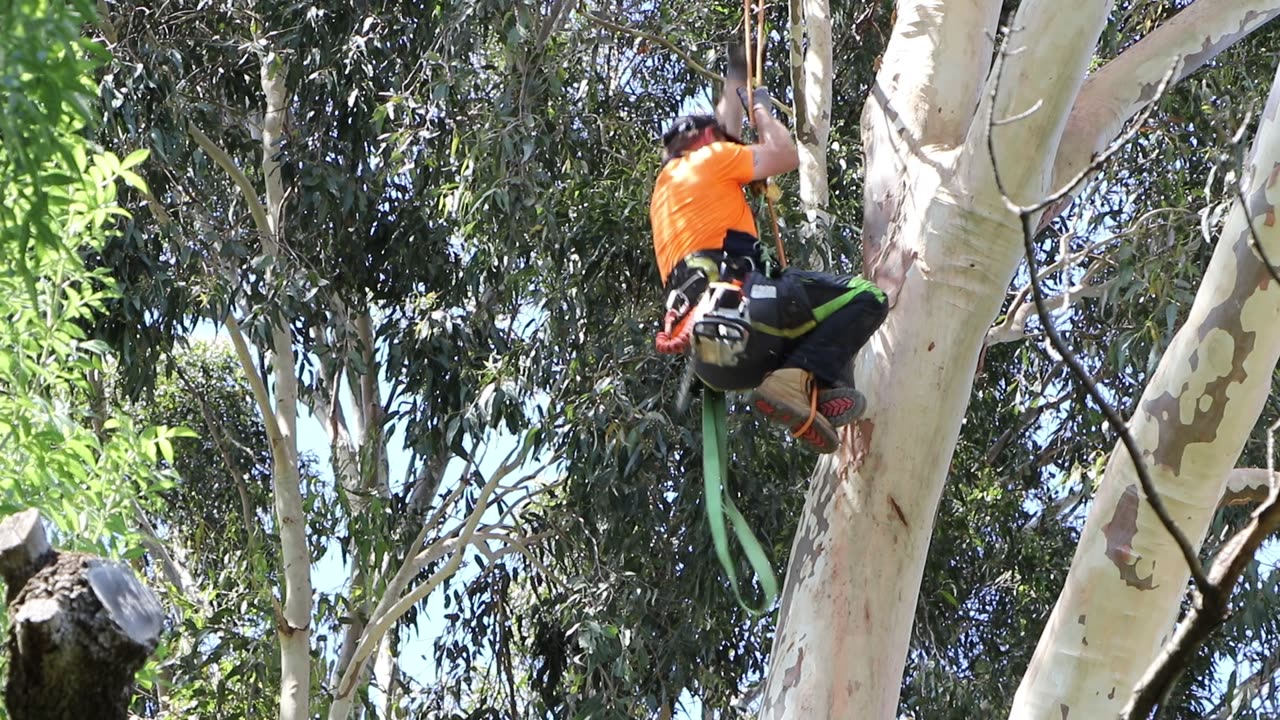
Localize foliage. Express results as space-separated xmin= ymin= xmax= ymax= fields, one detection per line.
xmin=0 ymin=0 xmax=176 ymax=552
xmin=0 ymin=0 xmax=190 ymax=716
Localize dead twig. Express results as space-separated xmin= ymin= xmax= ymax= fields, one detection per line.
xmin=986 ymin=35 xmax=1213 ymax=599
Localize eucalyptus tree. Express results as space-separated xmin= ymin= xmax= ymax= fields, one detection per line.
xmin=750 ymin=0 xmax=1280 ymax=717
xmin=93 ymin=1 xmax=570 ymax=716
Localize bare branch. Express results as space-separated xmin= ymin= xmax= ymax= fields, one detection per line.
xmin=986 ymin=276 xmax=1114 ymax=346
xmin=987 ymin=38 xmax=1215 ymax=597
xmin=333 ymin=435 xmax=537 ymax=702
xmin=186 ymin=124 xmax=272 ymax=240
xmin=223 ymin=315 xmax=284 ymax=444
xmin=1125 ymin=479 xmax=1280 ymax=717
xmin=1210 ymin=642 xmax=1280 ymax=719
xmin=173 ymin=364 xmax=261 ymax=552
xmin=132 ymin=502 xmax=205 ymax=609
xmin=580 ymin=11 xmax=717 ymax=84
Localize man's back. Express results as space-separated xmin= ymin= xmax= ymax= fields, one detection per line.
xmin=650 ymin=141 xmax=757 ymax=284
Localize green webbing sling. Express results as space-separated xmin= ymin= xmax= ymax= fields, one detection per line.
xmin=702 ymin=389 xmax=779 ymax=613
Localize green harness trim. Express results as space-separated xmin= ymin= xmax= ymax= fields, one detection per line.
xmin=702 ymin=390 xmax=779 ymax=614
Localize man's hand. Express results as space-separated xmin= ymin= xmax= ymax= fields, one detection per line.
xmin=751 ymin=86 xmax=771 ymax=111
xmin=736 ymin=86 xmax=773 ymax=114
xmin=744 ymin=86 xmax=798 ymax=181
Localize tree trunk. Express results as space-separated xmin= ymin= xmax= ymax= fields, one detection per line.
xmin=0 ymin=510 xmax=163 ymax=720
xmin=258 ymin=51 xmax=313 ymax=720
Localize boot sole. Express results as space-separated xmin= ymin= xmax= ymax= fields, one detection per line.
xmin=753 ymin=395 xmax=840 ymax=454
xmin=818 ymin=389 xmax=866 ymax=427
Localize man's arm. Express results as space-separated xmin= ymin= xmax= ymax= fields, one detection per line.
xmin=746 ymin=89 xmax=799 ymax=180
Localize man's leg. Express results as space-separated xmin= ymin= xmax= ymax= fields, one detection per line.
xmin=750 ymin=272 xmax=887 ymax=451
xmin=781 ymin=275 xmax=888 ymax=388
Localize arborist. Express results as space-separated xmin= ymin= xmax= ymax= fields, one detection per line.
xmin=651 ymin=45 xmax=888 ymax=453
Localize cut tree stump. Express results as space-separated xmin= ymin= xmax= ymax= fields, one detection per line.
xmin=0 ymin=509 xmax=164 ymax=720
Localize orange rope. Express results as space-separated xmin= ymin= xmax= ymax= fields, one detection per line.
xmin=755 ymin=1 xmax=765 ymax=87
xmin=791 ymin=379 xmax=820 ymax=439
xmin=742 ymin=0 xmax=755 ymax=131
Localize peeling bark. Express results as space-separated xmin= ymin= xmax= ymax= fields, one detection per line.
xmin=763 ymin=183 xmax=1025 ymax=718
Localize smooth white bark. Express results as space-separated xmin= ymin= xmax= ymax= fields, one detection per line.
xmin=762 ymin=172 xmax=1026 ymax=717
xmin=861 ymin=0 xmax=1002 ymax=298
xmin=259 ymin=52 xmax=313 ymax=720
xmin=789 ymin=0 xmax=833 ymax=245
xmin=767 ymin=1 xmax=1280 ymax=717
xmin=964 ymin=0 xmax=1113 ymax=205
xmin=877 ymin=0 xmax=1003 ymax=150
xmin=1011 ymin=58 xmax=1280 ymax=719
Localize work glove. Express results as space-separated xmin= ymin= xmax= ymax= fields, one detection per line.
xmin=736 ymin=86 xmax=772 ymax=113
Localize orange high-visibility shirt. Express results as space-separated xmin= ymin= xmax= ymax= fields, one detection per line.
xmin=650 ymin=142 xmax=757 ymax=284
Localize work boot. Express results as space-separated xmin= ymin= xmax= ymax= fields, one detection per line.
xmin=817 ymin=386 xmax=866 ymax=427
xmin=751 ymin=368 xmax=840 ymax=453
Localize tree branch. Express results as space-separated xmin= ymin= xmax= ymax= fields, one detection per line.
xmin=1047 ymin=0 xmax=1280 ymax=224
xmin=132 ymin=501 xmax=204 ymax=608
xmin=1122 ymin=57 xmax=1280 ymax=719
xmin=873 ymin=0 xmax=1003 ymax=149
xmin=173 ymin=363 xmax=260 ymax=552
xmin=331 ymin=436 xmax=540 ymax=712
xmin=1209 ymin=641 xmax=1280 ymax=719
xmin=223 ymin=315 xmax=284 ymax=444
xmin=965 ymin=0 xmax=1113 ymax=204
xmin=580 ymin=11 xmax=718 ymax=84
xmin=1125 ymin=477 xmax=1280 ymax=717
xmin=986 ymin=274 xmax=1114 ymax=346
xmin=185 ymin=124 xmax=272 ymax=240
xmin=1219 ymin=468 xmax=1279 ymax=508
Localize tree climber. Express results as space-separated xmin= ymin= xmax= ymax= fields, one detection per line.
xmin=651 ymin=47 xmax=887 ymax=453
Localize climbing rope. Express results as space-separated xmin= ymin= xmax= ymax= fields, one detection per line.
xmin=683 ymin=1 xmax=787 ymax=615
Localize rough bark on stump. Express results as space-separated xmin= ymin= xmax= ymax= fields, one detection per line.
xmin=0 ymin=509 xmax=163 ymax=720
